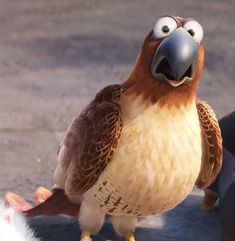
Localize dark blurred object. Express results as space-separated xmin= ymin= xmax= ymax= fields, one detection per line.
xmin=201 ymin=111 xmax=235 ymax=241
xmin=219 ymin=111 xmax=235 ymax=155
xmin=220 ymin=181 xmax=235 ymax=241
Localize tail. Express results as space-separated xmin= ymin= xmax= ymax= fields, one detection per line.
xmin=23 ymin=189 xmax=81 ymax=217
xmin=4 ymin=189 xmax=81 ymax=217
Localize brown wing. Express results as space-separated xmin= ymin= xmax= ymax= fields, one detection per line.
xmin=196 ymin=100 xmax=223 ymax=189
xmin=62 ymin=85 xmax=125 ymax=196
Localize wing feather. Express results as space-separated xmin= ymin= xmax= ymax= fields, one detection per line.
xmin=58 ymin=85 xmax=125 ymax=196
xmin=196 ymin=100 xmax=223 ymax=189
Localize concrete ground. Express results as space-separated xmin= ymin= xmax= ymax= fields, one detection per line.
xmin=0 ymin=0 xmax=234 ymax=240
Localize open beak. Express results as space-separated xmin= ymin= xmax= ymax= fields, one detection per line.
xmin=151 ymin=28 xmax=198 ymax=87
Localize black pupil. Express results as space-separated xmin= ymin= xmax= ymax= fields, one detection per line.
xmin=188 ymin=29 xmax=195 ymax=36
xmin=162 ymin=25 xmax=169 ymax=33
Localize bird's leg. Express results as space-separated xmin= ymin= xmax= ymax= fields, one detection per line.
xmin=201 ymin=188 xmax=218 ymax=211
xmin=112 ymin=216 xmax=137 ymax=241
xmin=79 ymin=199 xmax=105 ymax=241
xmin=125 ymin=232 xmax=136 ymax=241
xmin=80 ymin=230 xmax=92 ymax=241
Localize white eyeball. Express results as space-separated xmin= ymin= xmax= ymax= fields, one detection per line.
xmin=153 ymin=16 xmax=178 ymax=39
xmin=183 ymin=20 xmax=203 ymax=43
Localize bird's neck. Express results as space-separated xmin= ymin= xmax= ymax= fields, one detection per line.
xmin=121 ymin=41 xmax=205 ymax=109
xmin=119 ymin=89 xmax=197 ymax=126
xmin=122 ymin=71 xmax=198 ymax=110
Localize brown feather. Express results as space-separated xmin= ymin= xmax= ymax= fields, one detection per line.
xmin=63 ymin=85 xmax=125 ymax=198
xmin=196 ymin=100 xmax=223 ymax=188
xmin=23 ymin=189 xmax=80 ymax=217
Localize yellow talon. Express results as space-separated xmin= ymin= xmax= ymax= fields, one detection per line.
xmin=81 ymin=230 xmax=91 ymax=240
xmin=125 ymin=232 xmax=136 ymax=241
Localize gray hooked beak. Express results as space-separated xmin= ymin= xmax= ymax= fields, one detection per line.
xmin=151 ymin=28 xmax=198 ymax=87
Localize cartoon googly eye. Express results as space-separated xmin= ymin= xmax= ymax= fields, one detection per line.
xmin=183 ymin=20 xmax=204 ymax=43
xmin=153 ymin=16 xmax=178 ymax=39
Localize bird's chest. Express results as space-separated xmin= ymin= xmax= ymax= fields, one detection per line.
xmin=85 ymin=103 xmax=203 ymax=216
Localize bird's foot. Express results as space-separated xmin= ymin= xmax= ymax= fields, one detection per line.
xmin=200 ymin=188 xmax=218 ymax=211
xmin=34 ymin=186 xmax=52 ymax=205
xmin=4 ymin=192 xmax=32 ymax=212
xmin=125 ymin=232 xmax=136 ymax=241
xmin=4 ymin=186 xmax=52 ymax=212
xmin=80 ymin=230 xmax=92 ymax=241
xmin=80 ymin=237 xmax=92 ymax=241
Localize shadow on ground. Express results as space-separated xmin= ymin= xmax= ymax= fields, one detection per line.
xmin=30 ymin=193 xmax=222 ymax=241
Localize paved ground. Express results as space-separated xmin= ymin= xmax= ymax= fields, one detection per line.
xmin=0 ymin=0 xmax=234 ymax=240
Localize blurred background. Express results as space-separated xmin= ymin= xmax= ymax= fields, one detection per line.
xmin=0 ymin=0 xmax=234 ymax=240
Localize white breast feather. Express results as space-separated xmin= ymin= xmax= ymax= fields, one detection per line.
xmin=86 ymin=99 xmax=203 ymax=215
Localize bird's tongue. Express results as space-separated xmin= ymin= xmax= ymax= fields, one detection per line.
xmin=168 ymin=78 xmax=188 ymax=87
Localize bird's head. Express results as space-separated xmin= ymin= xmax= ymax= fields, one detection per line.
xmin=124 ymin=16 xmax=205 ymax=106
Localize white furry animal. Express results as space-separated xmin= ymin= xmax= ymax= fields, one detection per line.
xmin=0 ymin=201 xmax=39 ymax=241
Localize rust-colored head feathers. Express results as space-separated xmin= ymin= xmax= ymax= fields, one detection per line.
xmin=123 ymin=16 xmax=205 ymax=107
